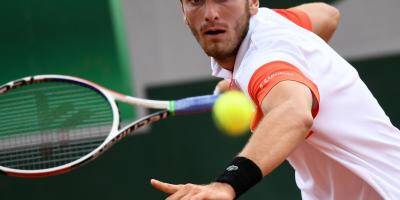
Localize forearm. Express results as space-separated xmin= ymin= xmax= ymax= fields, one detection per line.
xmin=239 ymin=102 xmax=313 ymax=176
xmin=293 ymin=2 xmax=341 ymax=42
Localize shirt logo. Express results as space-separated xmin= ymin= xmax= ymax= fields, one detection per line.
xmin=226 ymin=165 xmax=239 ymax=171
xmin=259 ymin=71 xmax=295 ymax=89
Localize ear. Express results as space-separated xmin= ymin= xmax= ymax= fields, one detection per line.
xmin=180 ymin=2 xmax=189 ymax=26
xmin=248 ymin=0 xmax=259 ymax=16
xmin=183 ymin=15 xmax=189 ymax=26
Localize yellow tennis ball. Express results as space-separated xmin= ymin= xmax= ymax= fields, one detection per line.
xmin=213 ymin=91 xmax=255 ymax=136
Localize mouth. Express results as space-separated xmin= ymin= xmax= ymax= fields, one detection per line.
xmin=204 ymin=29 xmax=226 ymax=35
xmin=203 ymin=28 xmax=227 ymax=38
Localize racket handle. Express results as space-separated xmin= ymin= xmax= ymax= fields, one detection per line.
xmin=171 ymin=95 xmax=218 ymax=115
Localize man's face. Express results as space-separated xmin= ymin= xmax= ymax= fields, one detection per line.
xmin=181 ymin=0 xmax=257 ymax=60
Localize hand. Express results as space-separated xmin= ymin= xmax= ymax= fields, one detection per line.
xmin=151 ymin=179 xmax=235 ymax=200
xmin=214 ymin=80 xmax=230 ymax=95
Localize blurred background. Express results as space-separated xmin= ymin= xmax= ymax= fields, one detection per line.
xmin=1 ymin=0 xmax=400 ymax=199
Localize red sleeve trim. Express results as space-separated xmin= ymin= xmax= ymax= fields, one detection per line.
xmin=273 ymin=8 xmax=313 ymax=31
xmin=248 ymin=61 xmax=320 ymax=131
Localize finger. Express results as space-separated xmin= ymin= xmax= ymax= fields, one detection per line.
xmin=181 ymin=191 xmax=200 ymax=200
xmin=190 ymin=192 xmax=206 ymax=200
xmin=181 ymin=186 xmax=201 ymax=200
xmin=166 ymin=185 xmax=191 ymax=200
xmin=150 ymin=179 xmax=181 ymax=194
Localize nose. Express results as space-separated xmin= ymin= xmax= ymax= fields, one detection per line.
xmin=204 ymin=1 xmax=219 ymax=22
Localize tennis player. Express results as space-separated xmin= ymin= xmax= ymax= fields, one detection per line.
xmin=151 ymin=0 xmax=400 ymax=199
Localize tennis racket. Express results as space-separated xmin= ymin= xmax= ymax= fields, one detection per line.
xmin=0 ymin=75 xmax=217 ymax=178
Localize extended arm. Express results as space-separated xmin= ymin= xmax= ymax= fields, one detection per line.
xmin=292 ymin=2 xmax=341 ymax=42
xmin=151 ymin=81 xmax=315 ymax=199
xmin=238 ymin=81 xmax=314 ymax=176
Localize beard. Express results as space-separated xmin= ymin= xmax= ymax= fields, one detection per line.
xmin=188 ymin=5 xmax=251 ymax=60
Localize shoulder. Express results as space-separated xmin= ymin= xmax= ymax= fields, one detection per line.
xmin=235 ymin=28 xmax=316 ymax=97
xmin=272 ymin=8 xmax=313 ymax=31
xmin=235 ymin=8 xmax=329 ymax=91
xmin=249 ymin=8 xmax=317 ymax=49
xmin=245 ymin=12 xmax=326 ymax=74
xmin=252 ymin=8 xmax=312 ymax=34
xmin=243 ymin=32 xmax=309 ymax=79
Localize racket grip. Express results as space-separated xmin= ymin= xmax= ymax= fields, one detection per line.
xmin=172 ymin=95 xmax=218 ymax=115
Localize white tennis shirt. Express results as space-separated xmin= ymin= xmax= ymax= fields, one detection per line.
xmin=211 ymin=8 xmax=400 ymax=200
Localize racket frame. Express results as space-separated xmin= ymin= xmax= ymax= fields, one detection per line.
xmin=0 ymin=75 xmax=168 ymax=178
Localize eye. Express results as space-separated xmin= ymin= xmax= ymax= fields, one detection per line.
xmin=189 ymin=0 xmax=202 ymax=5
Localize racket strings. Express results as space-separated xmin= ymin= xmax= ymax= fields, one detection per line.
xmin=0 ymin=99 xmax=110 ymax=119
xmin=0 ymin=114 xmax=112 ymax=138
xmin=0 ymin=137 xmax=104 ymax=170
xmin=0 ymin=81 xmax=114 ymax=170
xmin=0 ymin=84 xmax=90 ymax=102
xmin=0 ymin=125 xmax=112 ymax=151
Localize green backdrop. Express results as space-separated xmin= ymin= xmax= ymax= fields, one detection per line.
xmin=0 ymin=0 xmax=134 ymax=119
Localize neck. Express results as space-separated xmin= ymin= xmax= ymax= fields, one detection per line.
xmin=215 ymin=55 xmax=236 ymax=71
